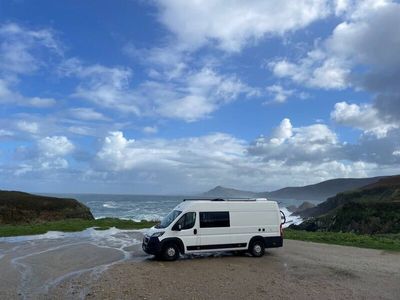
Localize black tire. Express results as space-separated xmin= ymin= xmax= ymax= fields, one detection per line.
xmin=162 ymin=243 xmax=180 ymax=261
xmin=249 ymin=239 xmax=265 ymax=257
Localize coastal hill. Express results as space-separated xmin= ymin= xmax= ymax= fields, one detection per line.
xmin=203 ymin=176 xmax=383 ymax=201
xmin=292 ymin=175 xmax=400 ymax=234
xmin=202 ymin=185 xmax=259 ymax=198
xmin=264 ymin=176 xmax=383 ymax=201
xmin=0 ymin=190 xmax=94 ymax=224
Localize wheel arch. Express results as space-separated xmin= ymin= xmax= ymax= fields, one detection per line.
xmin=160 ymin=237 xmax=185 ymax=254
xmin=249 ymin=235 xmax=265 ymax=247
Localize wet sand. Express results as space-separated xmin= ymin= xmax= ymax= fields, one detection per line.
xmin=1 ymin=230 xmax=399 ymax=299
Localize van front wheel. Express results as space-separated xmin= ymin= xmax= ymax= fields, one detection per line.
xmin=162 ymin=243 xmax=180 ymax=261
xmin=249 ymin=240 xmax=265 ymax=257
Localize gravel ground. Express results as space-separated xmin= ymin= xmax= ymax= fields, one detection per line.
xmin=1 ymin=233 xmax=399 ymax=300
xmin=54 ymin=239 xmax=400 ymax=300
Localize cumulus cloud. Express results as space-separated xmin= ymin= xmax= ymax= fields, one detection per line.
xmin=11 ymin=136 xmax=75 ymax=176
xmin=156 ymin=0 xmax=332 ymax=52
xmin=88 ymin=127 xmax=392 ymax=193
xmin=96 ymin=131 xmax=246 ymax=171
xmin=269 ymin=0 xmax=400 ymax=123
xmin=269 ymin=1 xmax=400 ymax=89
xmin=8 ymin=123 xmax=400 ymax=193
xmin=38 ymin=136 xmax=75 ymax=158
xmin=331 ymin=101 xmax=399 ymax=138
xmin=249 ymin=118 xmax=340 ymax=164
xmin=269 ymin=52 xmax=350 ymax=90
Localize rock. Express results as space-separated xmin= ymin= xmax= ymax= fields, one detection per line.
xmin=296 ymin=201 xmax=316 ymax=212
xmin=286 ymin=205 xmax=297 ymax=213
xmin=0 ymin=190 xmax=94 ymax=224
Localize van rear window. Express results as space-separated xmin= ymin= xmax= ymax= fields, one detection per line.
xmin=199 ymin=211 xmax=230 ymax=228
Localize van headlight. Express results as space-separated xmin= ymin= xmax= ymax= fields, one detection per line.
xmin=152 ymin=232 xmax=165 ymax=238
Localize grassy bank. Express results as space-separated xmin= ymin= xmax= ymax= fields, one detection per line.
xmin=284 ymin=228 xmax=400 ymax=252
xmin=0 ymin=218 xmax=157 ymax=237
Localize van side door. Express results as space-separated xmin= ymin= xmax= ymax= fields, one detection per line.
xmin=171 ymin=212 xmax=199 ymax=251
xmin=196 ymin=211 xmax=232 ymax=250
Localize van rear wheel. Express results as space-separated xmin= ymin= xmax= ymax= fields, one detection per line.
xmin=249 ymin=240 xmax=265 ymax=257
xmin=162 ymin=243 xmax=180 ymax=261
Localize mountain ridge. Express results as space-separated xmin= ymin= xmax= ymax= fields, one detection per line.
xmin=202 ymin=176 xmax=385 ymax=201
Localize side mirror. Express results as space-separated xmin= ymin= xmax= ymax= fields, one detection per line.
xmin=173 ymin=223 xmax=182 ymax=231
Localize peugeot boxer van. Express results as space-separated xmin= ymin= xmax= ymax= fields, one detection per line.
xmin=142 ymin=198 xmax=285 ymax=260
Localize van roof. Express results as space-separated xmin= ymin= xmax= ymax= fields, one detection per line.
xmin=183 ymin=198 xmax=269 ymax=202
xmin=175 ymin=198 xmax=278 ymax=212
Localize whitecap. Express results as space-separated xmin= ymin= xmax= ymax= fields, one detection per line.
xmin=102 ymin=201 xmax=118 ymax=209
xmin=280 ymin=207 xmax=303 ymax=228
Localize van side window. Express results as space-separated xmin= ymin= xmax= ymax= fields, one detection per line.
xmin=174 ymin=212 xmax=196 ymax=230
xmin=199 ymin=211 xmax=230 ymax=228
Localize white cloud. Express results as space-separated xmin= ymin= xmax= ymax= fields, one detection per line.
xmin=16 ymin=121 xmax=39 ymax=134
xmin=331 ymin=101 xmax=399 ymax=138
xmin=143 ymin=126 xmax=158 ymax=134
xmin=266 ymin=85 xmax=294 ymax=103
xmin=156 ymin=0 xmax=332 ymax=52
xmin=0 ymin=129 xmax=14 ymax=137
xmin=269 ymin=53 xmax=350 ymax=90
xmin=38 ymin=136 xmax=74 ymax=157
xmin=393 ymin=150 xmax=400 ymax=157
xmin=89 ymin=128 xmax=388 ymax=193
xmin=59 ymin=58 xmax=138 ymax=114
xmin=26 ymin=97 xmax=56 ymax=107
xmin=0 ymin=79 xmax=56 ymax=107
xmin=0 ymin=22 xmax=61 ymax=75
xmin=249 ymin=118 xmax=340 ymax=163
xmin=269 ymin=0 xmax=400 ymax=95
xmin=60 ymin=58 xmax=257 ymax=122
xmin=270 ymin=118 xmax=293 ymax=145
xmin=69 ymin=107 xmax=108 ymax=121
xmin=139 ymin=67 xmax=259 ymax=122
xmin=96 ymin=131 xmax=247 ymax=172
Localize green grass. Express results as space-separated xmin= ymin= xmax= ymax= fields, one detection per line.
xmin=0 ymin=218 xmax=158 ymax=237
xmin=284 ymin=228 xmax=400 ymax=252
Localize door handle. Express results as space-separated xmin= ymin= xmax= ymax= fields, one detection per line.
xmin=194 ymin=229 xmax=197 ymax=235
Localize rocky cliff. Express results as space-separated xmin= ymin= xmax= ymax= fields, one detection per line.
xmin=0 ymin=191 xmax=94 ymax=224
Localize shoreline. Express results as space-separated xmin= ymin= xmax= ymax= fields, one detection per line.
xmin=1 ymin=218 xmax=400 ymax=252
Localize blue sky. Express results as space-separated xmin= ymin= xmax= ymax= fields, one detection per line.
xmin=1 ymin=0 xmax=400 ymax=194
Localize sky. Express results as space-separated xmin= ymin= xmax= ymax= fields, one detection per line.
xmin=0 ymin=0 xmax=400 ymax=194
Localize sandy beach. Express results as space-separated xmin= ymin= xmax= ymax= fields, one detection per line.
xmin=0 ymin=230 xmax=399 ymax=300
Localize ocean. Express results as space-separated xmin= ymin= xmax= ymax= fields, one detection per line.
xmin=47 ymin=193 xmax=318 ymax=226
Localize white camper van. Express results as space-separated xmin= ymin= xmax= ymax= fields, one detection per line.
xmin=142 ymin=198 xmax=285 ymax=260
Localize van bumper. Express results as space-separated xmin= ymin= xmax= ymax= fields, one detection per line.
xmin=264 ymin=236 xmax=283 ymax=248
xmin=142 ymin=235 xmax=162 ymax=255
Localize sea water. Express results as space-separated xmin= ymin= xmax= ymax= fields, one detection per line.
xmin=46 ymin=193 xmax=317 ymax=226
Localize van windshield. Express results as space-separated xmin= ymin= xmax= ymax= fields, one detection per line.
xmin=155 ymin=210 xmax=182 ymax=228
